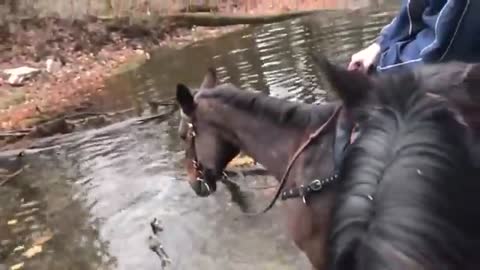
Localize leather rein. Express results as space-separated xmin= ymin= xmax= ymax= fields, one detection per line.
xmin=185 ymin=104 xmax=343 ymax=215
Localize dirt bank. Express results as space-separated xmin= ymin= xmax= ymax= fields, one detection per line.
xmin=0 ymin=15 xmax=245 ymax=148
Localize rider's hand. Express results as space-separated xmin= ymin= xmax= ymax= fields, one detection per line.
xmin=348 ymin=43 xmax=381 ymax=73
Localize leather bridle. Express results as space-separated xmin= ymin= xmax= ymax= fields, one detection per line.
xmin=256 ymin=104 xmax=343 ymax=214
xmin=185 ymin=122 xmax=229 ymax=194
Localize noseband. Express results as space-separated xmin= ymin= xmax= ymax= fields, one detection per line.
xmin=185 ymin=122 xmax=228 ymax=193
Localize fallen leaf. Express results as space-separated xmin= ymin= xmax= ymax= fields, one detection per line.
xmin=10 ymin=262 xmax=24 ymax=270
xmin=227 ymin=154 xmax=255 ymax=168
xmin=7 ymin=220 xmax=17 ymax=225
xmin=22 ymin=245 xmax=42 ymax=258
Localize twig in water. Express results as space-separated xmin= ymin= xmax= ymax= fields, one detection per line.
xmin=62 ymin=108 xmax=136 ymax=120
xmin=0 ymin=166 xmax=26 ymax=186
xmin=148 ymin=218 xmax=171 ymax=269
xmin=0 ymin=131 xmax=30 ymax=140
xmin=136 ymin=106 xmax=178 ymax=124
xmin=148 ymin=99 xmax=176 ymax=114
xmin=244 ymin=183 xmax=277 ymax=190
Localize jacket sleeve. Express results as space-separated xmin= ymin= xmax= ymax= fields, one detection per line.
xmin=419 ymin=0 xmax=471 ymax=62
xmin=376 ymin=0 xmax=474 ymax=71
xmin=375 ymin=0 xmax=409 ymax=51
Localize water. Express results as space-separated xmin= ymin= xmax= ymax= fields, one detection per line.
xmin=0 ymin=6 xmax=397 ymax=270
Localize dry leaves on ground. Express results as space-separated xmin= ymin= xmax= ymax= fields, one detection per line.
xmin=227 ymin=154 xmax=256 ymax=168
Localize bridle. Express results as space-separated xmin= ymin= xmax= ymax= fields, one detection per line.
xmin=258 ymin=104 xmax=343 ymax=214
xmin=186 ymin=123 xmax=210 ymax=194
xmin=185 ymin=121 xmax=231 ymax=194
xmin=184 ymin=104 xmax=346 ymax=215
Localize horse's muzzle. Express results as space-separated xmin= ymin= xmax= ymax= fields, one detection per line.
xmin=190 ymin=178 xmax=216 ymax=197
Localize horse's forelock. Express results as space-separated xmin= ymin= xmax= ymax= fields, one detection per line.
xmin=330 ymin=66 xmax=480 ymax=270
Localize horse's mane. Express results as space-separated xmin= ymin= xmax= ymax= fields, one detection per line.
xmin=196 ymin=84 xmax=336 ymax=129
xmin=330 ymin=70 xmax=480 ymax=270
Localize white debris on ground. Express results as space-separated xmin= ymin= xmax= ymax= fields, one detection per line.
xmin=45 ymin=58 xmax=62 ymax=74
xmin=3 ymin=67 xmax=41 ymax=86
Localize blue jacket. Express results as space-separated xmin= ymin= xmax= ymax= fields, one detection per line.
xmin=376 ymin=0 xmax=480 ymax=72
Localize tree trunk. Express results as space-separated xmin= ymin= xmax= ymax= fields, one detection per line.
xmin=99 ymin=9 xmax=338 ymax=28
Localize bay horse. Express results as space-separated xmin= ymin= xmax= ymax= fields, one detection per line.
xmin=175 ymin=60 xmax=480 ymax=269
xmin=320 ymin=58 xmax=480 ymax=270
xmin=176 ymin=68 xmax=345 ymax=269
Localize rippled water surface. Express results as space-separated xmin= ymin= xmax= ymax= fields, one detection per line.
xmin=0 ymin=5 xmax=397 ymax=270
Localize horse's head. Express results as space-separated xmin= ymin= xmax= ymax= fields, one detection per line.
xmin=176 ymin=69 xmax=240 ymax=197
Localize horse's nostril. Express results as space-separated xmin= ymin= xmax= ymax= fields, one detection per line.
xmin=180 ymin=134 xmax=187 ymax=140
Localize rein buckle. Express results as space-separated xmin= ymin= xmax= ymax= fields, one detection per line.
xmin=310 ymin=179 xmax=323 ymax=191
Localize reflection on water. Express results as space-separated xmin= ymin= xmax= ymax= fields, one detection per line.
xmin=0 ymin=6 xmax=397 ymax=270
xmin=0 ymin=152 xmax=114 ymax=270
xmin=99 ymin=6 xmax=396 ymax=111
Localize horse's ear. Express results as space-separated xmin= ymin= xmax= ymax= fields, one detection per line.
xmin=176 ymin=84 xmax=196 ymax=116
xmin=312 ymin=54 xmax=372 ymax=109
xmin=200 ymin=67 xmax=218 ymax=89
xmin=463 ymin=64 xmax=480 ymax=96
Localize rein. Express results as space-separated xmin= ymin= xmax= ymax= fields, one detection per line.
xmin=250 ymin=105 xmax=343 ymax=215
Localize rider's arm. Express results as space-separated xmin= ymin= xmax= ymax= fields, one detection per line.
xmin=376 ymin=0 xmax=473 ymax=71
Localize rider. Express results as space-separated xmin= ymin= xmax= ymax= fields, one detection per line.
xmin=348 ymin=0 xmax=480 ymax=74
xmin=336 ymin=0 xmax=480 ymax=162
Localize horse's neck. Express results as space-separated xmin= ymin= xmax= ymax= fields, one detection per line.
xmin=230 ymin=118 xmax=337 ymax=188
xmin=238 ymin=127 xmax=304 ymax=180
xmin=207 ymin=94 xmax=338 ymax=182
xmin=221 ymin=113 xmax=309 ymax=180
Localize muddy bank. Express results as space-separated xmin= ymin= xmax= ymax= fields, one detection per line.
xmin=0 ymin=15 xmax=244 ymax=149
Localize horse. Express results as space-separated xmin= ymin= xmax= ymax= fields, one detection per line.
xmin=317 ymin=59 xmax=480 ymax=270
xmin=176 ymin=68 xmax=346 ymax=269
xmin=175 ymin=60 xmax=480 ymax=269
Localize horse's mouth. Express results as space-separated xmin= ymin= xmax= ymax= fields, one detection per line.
xmin=189 ymin=177 xmax=217 ymax=197
xmin=190 ymin=179 xmax=211 ymax=197
xmin=185 ymin=158 xmax=219 ymax=197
